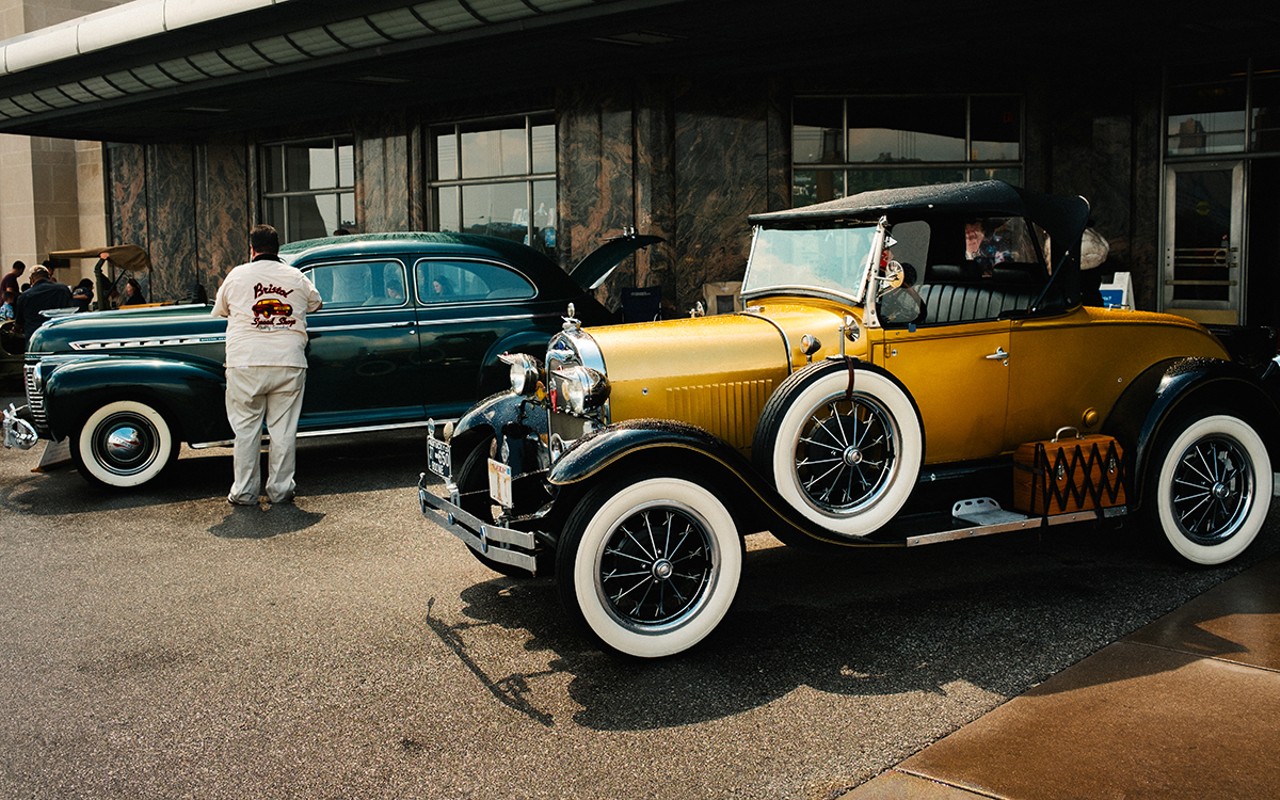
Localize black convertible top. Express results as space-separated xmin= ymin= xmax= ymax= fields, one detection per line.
xmin=749 ymin=180 xmax=1090 ymax=270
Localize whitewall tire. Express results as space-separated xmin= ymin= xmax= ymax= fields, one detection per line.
xmin=756 ymin=365 xmax=922 ymax=538
xmin=1150 ymin=413 xmax=1271 ymax=565
xmin=556 ymin=475 xmax=742 ymax=658
xmin=73 ymin=400 xmax=176 ymax=488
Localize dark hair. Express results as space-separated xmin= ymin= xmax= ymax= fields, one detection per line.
xmin=250 ymin=223 xmax=280 ymax=254
xmin=11 ymin=260 xmax=24 ymax=272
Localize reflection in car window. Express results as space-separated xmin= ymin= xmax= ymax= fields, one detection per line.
xmin=306 ymin=261 xmax=408 ymax=309
xmin=743 ymin=226 xmax=877 ymax=298
xmin=415 ymin=260 xmax=536 ymax=304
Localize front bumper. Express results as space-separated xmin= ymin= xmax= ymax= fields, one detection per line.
xmin=2 ymin=403 xmax=38 ymax=450
xmin=417 ymin=472 xmax=540 ymax=575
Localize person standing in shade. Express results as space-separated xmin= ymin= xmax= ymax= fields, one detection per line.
xmin=14 ymin=264 xmax=72 ymax=340
xmin=212 ymin=224 xmax=323 ymax=507
xmin=1 ymin=260 xmax=25 ymax=298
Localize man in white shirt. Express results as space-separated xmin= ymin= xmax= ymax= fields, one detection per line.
xmin=212 ymin=224 xmax=323 ymax=506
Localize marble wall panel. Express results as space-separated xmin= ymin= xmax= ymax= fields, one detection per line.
xmin=672 ymin=81 xmax=769 ymax=311
xmin=356 ymin=113 xmax=413 ymax=233
xmin=558 ymin=84 xmax=637 ymax=311
xmin=105 ymin=142 xmax=147 ymax=257
xmin=143 ymin=143 xmax=197 ymax=304
xmin=632 ymin=79 xmax=676 ymax=309
xmin=196 ymin=137 xmax=250 ymax=295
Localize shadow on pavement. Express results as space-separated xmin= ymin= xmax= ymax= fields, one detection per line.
xmin=0 ymin=429 xmax=424 ymax=515
xmin=421 ymin=515 xmax=1280 ymax=732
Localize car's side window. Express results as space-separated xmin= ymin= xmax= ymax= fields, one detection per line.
xmin=415 ymin=260 xmax=536 ymax=304
xmin=911 ymin=217 xmax=1052 ymax=324
xmin=306 ymin=261 xmax=408 ymax=310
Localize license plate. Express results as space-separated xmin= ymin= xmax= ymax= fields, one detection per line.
xmin=487 ymin=458 xmax=512 ymax=508
xmin=427 ymin=436 xmax=451 ymax=480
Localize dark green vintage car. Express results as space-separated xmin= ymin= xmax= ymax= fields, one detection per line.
xmin=2 ymin=231 xmax=656 ymax=488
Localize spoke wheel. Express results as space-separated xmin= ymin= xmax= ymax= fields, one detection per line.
xmin=1170 ymin=435 xmax=1253 ymax=545
xmin=596 ymin=504 xmax=716 ymax=631
xmin=794 ymin=394 xmax=896 ymax=514
xmin=558 ymin=474 xmax=742 ymax=658
xmin=1150 ymin=413 xmax=1271 ymax=565
xmin=754 ymin=362 xmax=922 ymax=538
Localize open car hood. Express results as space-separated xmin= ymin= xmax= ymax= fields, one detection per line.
xmin=569 ymin=231 xmax=663 ymax=291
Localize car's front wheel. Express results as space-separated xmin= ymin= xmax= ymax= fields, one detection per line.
xmin=1147 ymin=412 xmax=1272 ymax=565
xmin=72 ymin=399 xmax=177 ymax=488
xmin=556 ymin=473 xmax=742 ymax=658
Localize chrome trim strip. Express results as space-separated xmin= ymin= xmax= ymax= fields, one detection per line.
xmin=413 ymin=311 xmax=547 ymax=326
xmin=310 ymin=320 xmax=415 ymax=333
xmin=188 ymin=418 xmax=444 ymax=449
xmin=737 ymin=310 xmax=794 ymax=374
xmin=71 ymin=334 xmax=226 ymax=351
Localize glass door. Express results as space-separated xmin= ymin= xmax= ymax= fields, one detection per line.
xmin=1162 ymin=162 xmax=1244 ymax=324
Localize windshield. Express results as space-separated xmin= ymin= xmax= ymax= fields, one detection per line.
xmin=742 ymin=226 xmax=877 ymax=301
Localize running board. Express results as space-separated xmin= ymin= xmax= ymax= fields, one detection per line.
xmin=900 ymin=497 xmax=1126 ymax=547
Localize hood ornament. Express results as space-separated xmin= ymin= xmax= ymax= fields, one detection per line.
xmin=562 ymin=302 xmax=581 ymax=331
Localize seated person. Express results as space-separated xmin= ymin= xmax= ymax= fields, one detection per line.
xmin=964 ymin=219 xmax=1015 ymax=277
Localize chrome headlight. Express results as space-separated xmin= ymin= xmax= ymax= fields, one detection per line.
xmin=553 ymin=365 xmax=609 ymax=415
xmin=499 ymin=352 xmax=542 ymax=396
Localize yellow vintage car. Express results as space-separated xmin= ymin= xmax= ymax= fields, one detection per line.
xmin=419 ymin=180 xmax=1280 ymax=658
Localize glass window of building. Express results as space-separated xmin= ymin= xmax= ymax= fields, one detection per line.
xmin=1164 ymin=59 xmax=1280 ymax=156
xmin=261 ymin=137 xmax=355 ymax=241
xmin=792 ymin=95 xmax=1023 ymax=206
xmin=431 ymin=114 xmax=557 ymax=258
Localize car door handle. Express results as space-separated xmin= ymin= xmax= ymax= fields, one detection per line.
xmin=984 ymin=347 xmax=1009 ymax=363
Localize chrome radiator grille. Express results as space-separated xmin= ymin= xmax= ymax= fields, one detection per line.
xmin=23 ymin=364 xmax=46 ymax=428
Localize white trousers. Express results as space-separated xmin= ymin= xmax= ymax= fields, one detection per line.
xmin=224 ymin=365 xmax=306 ymax=504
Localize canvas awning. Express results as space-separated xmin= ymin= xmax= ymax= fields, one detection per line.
xmin=49 ymin=244 xmax=150 ymax=272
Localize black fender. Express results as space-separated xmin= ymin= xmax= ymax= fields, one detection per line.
xmin=449 ymin=390 xmax=548 ymax=476
xmin=547 ymin=418 xmax=899 ymax=550
xmin=1103 ymin=356 xmax=1280 ymax=511
xmin=42 ymin=356 xmax=229 ymax=443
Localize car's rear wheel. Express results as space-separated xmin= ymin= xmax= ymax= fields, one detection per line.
xmin=1147 ymin=412 xmax=1271 ymax=565
xmin=556 ymin=473 xmax=742 ymax=658
xmin=72 ymin=399 xmax=176 ymax=488
xmin=753 ymin=361 xmax=922 ymax=538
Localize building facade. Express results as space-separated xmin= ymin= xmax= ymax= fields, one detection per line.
xmin=0 ymin=1 xmax=1277 ymax=325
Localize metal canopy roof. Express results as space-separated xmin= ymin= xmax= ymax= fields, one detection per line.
xmin=0 ymin=0 xmax=1278 ymax=142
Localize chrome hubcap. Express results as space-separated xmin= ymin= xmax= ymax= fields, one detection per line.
xmin=91 ymin=413 xmax=160 ymax=476
xmin=106 ymin=426 xmax=144 ymax=461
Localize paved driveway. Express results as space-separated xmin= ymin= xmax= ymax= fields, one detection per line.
xmin=1 ymin=385 xmax=1276 ymax=799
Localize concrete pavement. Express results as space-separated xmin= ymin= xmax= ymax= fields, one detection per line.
xmin=844 ymin=552 xmax=1280 ymax=799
